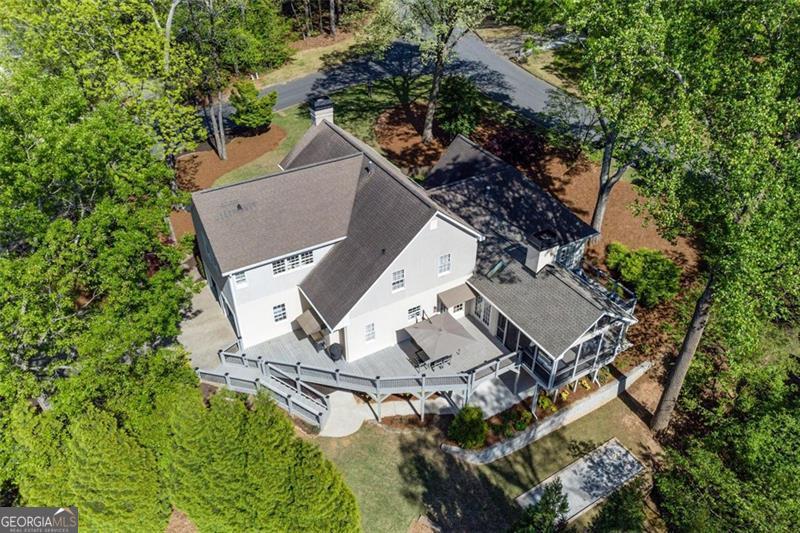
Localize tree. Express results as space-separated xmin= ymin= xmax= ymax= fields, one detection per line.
xmin=566 ymin=0 xmax=681 ymax=235
xmin=369 ymin=0 xmax=491 ymax=143
xmin=230 ymin=82 xmax=278 ymax=131
xmin=437 ymin=75 xmax=483 ymax=138
xmin=447 ymin=405 xmax=488 ymax=448
xmin=513 ymin=479 xmax=569 ymax=533
xmin=590 ymin=481 xmax=645 ymax=532
xmin=641 ymin=0 xmax=800 ymax=431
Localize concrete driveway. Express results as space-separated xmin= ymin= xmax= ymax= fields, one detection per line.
xmin=178 ymin=267 xmax=236 ymax=370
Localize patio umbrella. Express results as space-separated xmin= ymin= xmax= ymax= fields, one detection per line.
xmin=405 ymin=313 xmax=476 ymax=359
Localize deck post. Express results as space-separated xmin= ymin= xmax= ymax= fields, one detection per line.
xmin=494 ymin=359 xmax=501 ymax=378
xmin=256 ymin=356 xmax=264 ymax=375
xmin=296 ymin=362 xmax=303 ymax=380
xmin=287 ymin=395 xmax=293 ymax=418
xmin=420 ymin=374 xmax=426 ymax=422
xmin=590 ymin=333 xmax=604 ymax=371
xmin=254 ymin=377 xmax=260 ymax=391
xmin=530 ymin=384 xmax=539 ymax=415
xmin=569 ymin=341 xmax=585 ymax=389
xmin=547 ymin=356 xmax=558 ymax=389
xmin=513 ymin=368 xmax=521 ymax=395
xmin=375 ymin=377 xmax=382 ymax=422
xmin=375 ymin=394 xmax=383 ymax=422
xmin=551 ymin=388 xmax=559 ymax=402
xmin=334 ymin=368 xmax=340 ymax=385
xmin=224 ymin=372 xmax=230 ymax=386
xmin=264 ymin=362 xmax=271 ymax=381
xmin=218 ymin=349 xmax=224 ymax=365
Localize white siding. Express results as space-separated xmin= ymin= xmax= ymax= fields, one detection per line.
xmin=229 ymin=244 xmax=335 ymax=348
xmin=344 ymin=215 xmax=478 ymax=360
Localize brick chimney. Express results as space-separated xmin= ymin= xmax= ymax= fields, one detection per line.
xmin=310 ymin=96 xmax=334 ymax=126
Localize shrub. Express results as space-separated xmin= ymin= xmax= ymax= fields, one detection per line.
xmin=605 ymin=242 xmax=681 ymax=307
xmin=538 ymin=395 xmax=557 ymax=413
xmin=518 ymin=410 xmax=534 ymax=426
xmin=448 ymin=405 xmax=488 ymax=449
xmin=512 ymin=479 xmax=570 ymax=533
xmin=590 ymin=480 xmax=645 ymax=532
xmin=436 ymin=75 xmax=483 ymax=138
xmin=230 ymin=81 xmax=277 ymax=131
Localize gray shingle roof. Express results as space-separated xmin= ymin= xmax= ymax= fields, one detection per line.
xmin=191 ymin=154 xmax=363 ymax=274
xmin=194 ymin=121 xmax=473 ymax=329
xmin=280 ymin=122 xmax=361 ymax=169
xmin=428 ymin=136 xmax=619 ymax=357
xmin=427 ymin=135 xmax=597 ymax=247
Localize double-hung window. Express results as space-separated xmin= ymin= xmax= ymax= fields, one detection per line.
xmin=365 ymin=323 xmax=375 ymax=341
xmin=233 ymin=271 xmax=247 ymax=287
xmin=408 ymin=305 xmax=421 ymax=321
xmin=438 ymin=253 xmax=452 ymax=275
xmin=272 ymin=303 xmax=287 ymax=322
xmin=391 ymin=269 xmax=405 ymax=292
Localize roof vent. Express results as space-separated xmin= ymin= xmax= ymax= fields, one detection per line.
xmin=236 ymin=203 xmax=243 ymax=210
xmin=381 ymin=248 xmax=386 ymax=255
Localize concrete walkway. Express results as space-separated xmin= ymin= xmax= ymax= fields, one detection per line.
xmin=516 ymin=438 xmax=643 ymax=522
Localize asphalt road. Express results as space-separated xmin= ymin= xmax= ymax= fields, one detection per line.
xmin=253 ymin=32 xmax=593 ymax=130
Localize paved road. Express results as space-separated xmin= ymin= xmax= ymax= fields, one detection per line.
xmin=254 ymin=33 xmax=592 ymax=129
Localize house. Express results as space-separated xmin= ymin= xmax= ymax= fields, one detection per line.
xmin=192 ymin=99 xmax=637 ymax=427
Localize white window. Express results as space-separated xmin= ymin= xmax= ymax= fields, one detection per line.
xmin=233 ymin=271 xmax=247 ymax=287
xmin=408 ymin=305 xmax=421 ymax=321
xmin=474 ymin=295 xmax=484 ymax=318
xmin=301 ymin=251 xmax=313 ymax=265
xmin=453 ymin=303 xmax=464 ymax=313
xmin=272 ymin=250 xmax=315 ymax=276
xmin=272 ymin=303 xmax=287 ymax=322
xmin=482 ymin=301 xmax=491 ymax=326
xmin=287 ymin=254 xmax=300 ymax=271
xmin=391 ymin=269 xmax=405 ymax=292
xmin=365 ymin=323 xmax=375 ymax=341
xmin=272 ymin=260 xmax=286 ymax=275
xmin=438 ymin=253 xmax=452 ymax=275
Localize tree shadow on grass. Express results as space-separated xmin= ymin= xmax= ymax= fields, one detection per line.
xmin=397 ymin=431 xmax=521 ymax=532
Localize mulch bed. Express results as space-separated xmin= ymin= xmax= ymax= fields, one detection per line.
xmin=374 ymin=103 xmax=445 ymax=177
xmin=168 ymin=126 xmax=287 ymax=240
xmin=379 ymin=413 xmax=452 ymax=434
xmin=290 ymin=31 xmax=354 ymax=51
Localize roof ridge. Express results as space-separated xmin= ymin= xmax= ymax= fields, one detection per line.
xmin=192 ymin=152 xmax=364 ymax=196
xmin=322 ymin=121 xmax=440 ymax=211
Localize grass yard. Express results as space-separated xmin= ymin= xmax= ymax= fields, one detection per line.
xmin=316 ymin=392 xmax=659 ymax=533
xmin=520 ymin=43 xmax=584 ymax=96
xmin=213 ymin=105 xmax=309 ymax=187
xmin=255 ymin=36 xmax=358 ymax=88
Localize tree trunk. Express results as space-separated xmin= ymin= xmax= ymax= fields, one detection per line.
xmin=329 ymin=0 xmax=336 ymax=36
xmin=163 ymin=0 xmax=181 ymax=74
xmin=303 ymin=0 xmax=311 ymax=38
xmin=590 ymin=183 xmax=611 ymax=234
xmin=422 ymin=55 xmax=446 ymax=144
xmin=216 ymin=92 xmax=227 ymax=160
xmin=317 ymin=0 xmax=323 ymax=33
xmin=650 ymin=274 xmax=715 ymax=432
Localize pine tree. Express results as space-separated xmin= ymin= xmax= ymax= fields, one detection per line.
xmin=289 ymin=439 xmax=360 ymax=532
xmin=245 ymin=394 xmax=294 ymax=530
xmin=64 ymin=409 xmax=167 ymax=532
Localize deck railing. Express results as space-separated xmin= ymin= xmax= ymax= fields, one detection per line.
xmin=572 ymin=264 xmax=637 ymax=314
xmin=196 ymin=366 xmax=329 ymax=427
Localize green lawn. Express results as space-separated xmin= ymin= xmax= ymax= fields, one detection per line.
xmin=255 ymin=36 xmax=358 ymax=88
xmin=316 ymin=395 xmax=658 ymax=533
xmin=332 ymin=75 xmax=430 ymax=147
xmin=213 ymin=105 xmax=309 ymax=187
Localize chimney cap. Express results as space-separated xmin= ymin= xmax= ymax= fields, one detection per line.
xmin=311 ymin=96 xmax=333 ymax=111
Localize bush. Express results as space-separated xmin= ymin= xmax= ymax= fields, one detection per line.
xmin=436 ymin=75 xmax=483 ymax=138
xmin=448 ymin=405 xmax=488 ymax=449
xmin=590 ymin=480 xmax=645 ymax=532
xmin=230 ymin=81 xmax=277 ymax=131
xmin=605 ymin=242 xmax=681 ymax=307
xmin=512 ymin=479 xmax=570 ymax=533
xmin=538 ymin=394 xmax=557 ymax=413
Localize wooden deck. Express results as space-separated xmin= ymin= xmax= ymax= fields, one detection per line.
xmin=242 ymin=315 xmax=509 ymax=379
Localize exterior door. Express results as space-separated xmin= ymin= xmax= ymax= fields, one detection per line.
xmin=495 ymin=313 xmax=507 ymax=341
xmin=504 ymin=321 xmax=520 ymax=352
